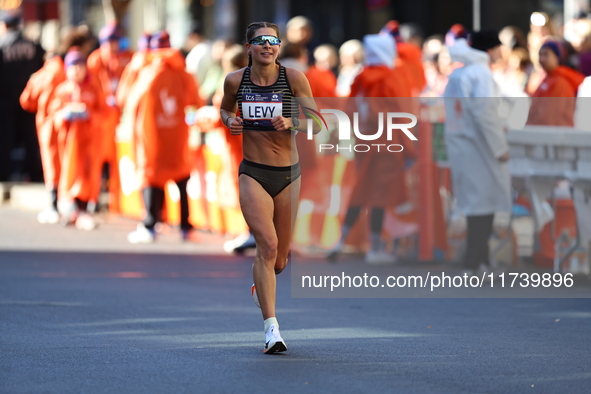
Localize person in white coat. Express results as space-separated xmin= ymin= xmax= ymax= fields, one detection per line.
xmin=443 ymin=31 xmax=512 ymax=273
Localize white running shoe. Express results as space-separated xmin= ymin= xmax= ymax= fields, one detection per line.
xmin=232 ymin=233 xmax=256 ymax=254
xmin=264 ymin=324 xmax=287 ymax=354
xmin=251 ymin=284 xmax=261 ymax=308
xmin=223 ymin=232 xmax=251 ymax=254
xmin=75 ymin=213 xmax=97 ymax=231
xmin=127 ymin=224 xmax=155 ymax=244
xmin=37 ymin=208 xmax=59 ymax=224
xmin=365 ymin=250 xmax=397 ymax=265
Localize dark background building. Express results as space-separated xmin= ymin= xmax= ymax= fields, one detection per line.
xmin=193 ymin=0 xmax=568 ymax=46
xmin=2 ymin=0 xmax=578 ymax=52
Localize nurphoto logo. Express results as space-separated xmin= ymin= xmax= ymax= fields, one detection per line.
xmin=304 ymin=107 xmax=418 ymax=153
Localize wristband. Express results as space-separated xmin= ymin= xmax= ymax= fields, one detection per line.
xmin=226 ymin=117 xmax=232 ymax=128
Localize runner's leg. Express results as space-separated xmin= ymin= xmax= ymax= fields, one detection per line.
xmin=239 ymin=174 xmax=277 ymax=320
xmin=273 ymin=177 xmax=301 ymax=274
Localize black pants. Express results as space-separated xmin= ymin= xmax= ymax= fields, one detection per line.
xmin=343 ymin=206 xmax=384 ymax=233
xmin=142 ymin=177 xmax=192 ymax=231
xmin=463 ymin=214 xmax=494 ymax=269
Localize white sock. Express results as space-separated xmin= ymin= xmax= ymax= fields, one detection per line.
xmin=264 ymin=317 xmax=279 ymax=332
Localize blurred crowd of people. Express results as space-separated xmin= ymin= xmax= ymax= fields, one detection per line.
xmin=2 ymin=8 xmax=590 ymax=256
xmin=422 ymin=13 xmax=591 ymax=100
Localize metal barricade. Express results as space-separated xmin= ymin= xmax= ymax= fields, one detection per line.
xmin=507 ymin=126 xmax=591 ymax=273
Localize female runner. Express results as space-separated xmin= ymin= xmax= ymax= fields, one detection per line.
xmin=220 ymin=21 xmax=319 ymax=353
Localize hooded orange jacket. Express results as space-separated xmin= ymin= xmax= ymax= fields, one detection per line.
xmin=396 ymin=42 xmax=426 ymax=97
xmin=528 ymin=65 xmax=585 ymax=126
xmin=116 ymin=50 xmax=151 ymax=107
xmin=305 ymin=65 xmax=337 ymax=98
xmin=347 ymin=65 xmax=415 ymax=207
xmin=131 ymin=48 xmax=202 ymax=188
xmin=20 ymin=56 xmax=66 ymax=189
xmin=48 ymin=75 xmax=106 ymax=203
xmin=349 ymin=63 xmax=415 ymax=137
xmin=87 ymin=48 xmax=133 ymax=162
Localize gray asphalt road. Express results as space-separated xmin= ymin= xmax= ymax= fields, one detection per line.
xmin=1 ymin=207 xmax=591 ymax=393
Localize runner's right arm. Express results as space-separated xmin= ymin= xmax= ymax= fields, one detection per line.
xmin=220 ymin=70 xmax=244 ymax=135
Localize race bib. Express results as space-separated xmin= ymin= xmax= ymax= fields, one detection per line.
xmin=242 ymin=93 xmax=282 ymax=129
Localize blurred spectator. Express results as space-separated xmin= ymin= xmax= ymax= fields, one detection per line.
xmin=48 ymin=48 xmax=105 ymax=230
xmin=564 ymin=16 xmax=591 ymax=75
xmin=185 ymin=21 xmax=213 ymax=87
xmin=501 ymin=48 xmax=532 ymax=96
xmin=494 ymin=27 xmax=532 ymax=96
xmin=278 ymin=42 xmax=308 ymax=72
xmin=443 ymin=31 xmax=512 ymax=274
xmin=199 ymin=39 xmax=232 ymax=105
xmin=336 ymin=39 xmax=364 ymax=97
xmin=211 ymin=43 xmax=248 ymax=135
xmin=527 ymin=12 xmax=558 ymax=94
xmin=306 ymin=44 xmax=338 ymax=97
xmin=20 ymin=30 xmax=90 ymax=223
xmin=220 ymin=44 xmax=248 ymax=74
xmin=87 ymin=22 xmax=132 ymax=211
xmin=423 ymin=34 xmax=444 ymax=60
xmin=527 ymin=39 xmax=585 ymax=126
xmin=285 ymin=16 xmax=313 ymax=46
xmin=0 ymin=10 xmax=45 ymax=182
xmin=423 ymin=35 xmax=453 ymax=97
xmin=380 ymin=20 xmax=426 ymax=96
xmin=499 ymin=26 xmax=527 ymax=52
xmin=126 ymin=39 xmax=203 ymax=243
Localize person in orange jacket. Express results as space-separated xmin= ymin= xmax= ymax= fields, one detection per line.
xmin=305 ymin=44 xmax=338 ymax=97
xmin=87 ymin=23 xmax=132 ymax=211
xmin=380 ymin=20 xmax=427 ymax=97
xmin=327 ymin=34 xmax=416 ymax=264
xmin=126 ymin=31 xmax=203 ymax=243
xmin=116 ymin=33 xmax=151 ymax=107
xmin=20 ymin=32 xmax=92 ymax=224
xmin=48 ymin=48 xmax=105 ymax=230
xmin=527 ymin=40 xmax=585 ymax=126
